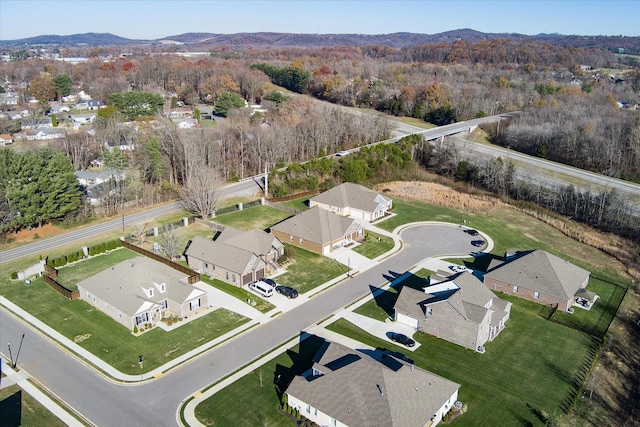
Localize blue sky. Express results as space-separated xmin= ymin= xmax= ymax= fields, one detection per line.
xmin=0 ymin=0 xmax=638 ymax=40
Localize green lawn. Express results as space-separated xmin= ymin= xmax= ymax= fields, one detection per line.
xmin=212 ymin=205 xmax=292 ymax=231
xmin=351 ymin=230 xmax=394 ymax=259
xmin=198 ymin=275 xmax=275 ymax=313
xmin=0 ymin=384 xmax=68 ymax=427
xmin=327 ymin=305 xmax=596 ymax=426
xmin=275 ymin=245 xmax=346 ymax=294
xmin=279 ymin=196 xmax=311 ymax=212
xmin=195 ymin=335 xmax=327 ymax=426
xmin=1 ymin=250 xmax=249 ymax=375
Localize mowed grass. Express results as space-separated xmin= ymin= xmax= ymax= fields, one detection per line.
xmin=1 ymin=250 xmax=249 ymax=375
xmin=0 ymin=384 xmax=67 ymax=427
xmin=351 ymin=230 xmax=394 ymax=259
xmin=276 ymin=245 xmax=346 ymax=294
xmin=212 ymin=205 xmax=293 ymax=231
xmin=195 ymin=335 xmax=327 ymax=426
xmin=327 ymin=304 xmax=597 ymax=426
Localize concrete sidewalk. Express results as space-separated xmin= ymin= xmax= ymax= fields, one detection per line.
xmin=1 ymin=360 xmax=85 ymax=427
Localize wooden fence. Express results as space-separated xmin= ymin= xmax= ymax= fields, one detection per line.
xmin=43 ymin=270 xmax=80 ymax=300
xmin=120 ymin=240 xmax=200 ymax=284
xmin=268 ymin=189 xmax=320 ymax=202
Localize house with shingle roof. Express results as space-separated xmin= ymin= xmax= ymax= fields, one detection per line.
xmin=76 ymin=256 xmax=208 ymax=332
xmin=394 ymin=272 xmax=511 ymax=351
xmin=215 ymin=226 xmax=284 ymax=269
xmin=184 ymin=236 xmax=267 ymax=286
xmin=270 ymin=206 xmax=365 ymax=255
xmin=285 ymin=338 xmax=460 ymax=427
xmin=483 ymin=249 xmax=590 ymax=312
xmin=309 ymin=182 xmax=392 ymax=222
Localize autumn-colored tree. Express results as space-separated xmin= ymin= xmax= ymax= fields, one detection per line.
xmin=30 ymin=72 xmax=56 ymax=103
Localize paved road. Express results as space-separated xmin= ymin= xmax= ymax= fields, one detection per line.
xmin=0 ymin=224 xmax=474 ymax=427
xmin=0 ymin=180 xmax=262 ymax=264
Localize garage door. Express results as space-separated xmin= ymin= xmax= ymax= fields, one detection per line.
xmin=396 ymin=313 xmax=419 ymax=329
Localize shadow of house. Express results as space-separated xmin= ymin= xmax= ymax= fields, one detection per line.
xmin=0 ymin=389 xmax=21 ymax=427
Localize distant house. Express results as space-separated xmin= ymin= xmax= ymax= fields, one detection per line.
xmin=165 ymin=107 xmax=193 ymax=118
xmin=49 ymin=104 xmax=71 ymax=114
xmin=71 ymin=113 xmax=96 ymax=125
xmin=24 ymin=128 xmax=66 ymax=140
xmin=309 ymin=182 xmax=392 ymax=222
xmin=0 ymin=92 xmax=19 ymax=106
xmin=285 ymin=338 xmax=461 ymax=427
xmin=184 ymin=236 xmax=267 ymax=286
xmin=77 ymin=256 xmax=208 ymax=332
xmin=483 ymin=250 xmax=591 ymax=312
xmin=75 ymin=169 xmax=124 ymax=187
xmin=176 ymin=118 xmax=198 ymax=129
xmin=394 ymin=272 xmax=511 ymax=351
xmin=271 ymin=206 xmax=365 ymax=256
xmin=21 ymin=118 xmax=52 ymax=130
xmin=76 ymin=99 xmax=104 ymax=110
xmin=0 ymin=134 xmax=13 ymax=146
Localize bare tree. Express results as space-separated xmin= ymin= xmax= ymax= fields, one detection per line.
xmin=157 ymin=225 xmax=185 ymax=261
xmin=179 ymin=165 xmax=221 ymax=219
xmin=131 ymin=222 xmax=151 ymax=246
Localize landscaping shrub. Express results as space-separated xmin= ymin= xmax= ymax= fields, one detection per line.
xmin=10 ymin=271 xmax=18 ymax=280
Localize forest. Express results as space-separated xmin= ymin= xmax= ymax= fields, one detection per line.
xmin=0 ymin=38 xmax=638 ymax=241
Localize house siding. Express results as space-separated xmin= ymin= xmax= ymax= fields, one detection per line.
xmin=78 ymin=286 xmax=136 ymax=331
xmin=484 ymin=277 xmax=575 ymax=311
xmin=416 ymin=306 xmax=489 ymax=350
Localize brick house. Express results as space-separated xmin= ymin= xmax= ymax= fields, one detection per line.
xmin=483 ymin=250 xmax=590 ymax=312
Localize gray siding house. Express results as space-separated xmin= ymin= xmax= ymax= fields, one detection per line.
xmin=77 ymin=256 xmax=208 ymax=332
xmin=394 ymin=272 xmax=511 ymax=351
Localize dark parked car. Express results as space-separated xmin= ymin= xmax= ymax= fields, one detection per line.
xmin=464 ymin=229 xmax=479 ymax=236
xmin=471 ymin=240 xmax=485 ymax=247
xmin=390 ymin=333 xmax=415 ymax=347
xmin=262 ymin=278 xmax=277 ymax=288
xmin=275 ymin=285 xmax=299 ymax=299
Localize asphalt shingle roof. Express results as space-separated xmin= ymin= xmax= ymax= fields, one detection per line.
xmin=271 ymin=206 xmax=361 ymax=245
xmin=309 ymin=182 xmax=391 ymax=213
xmin=484 ymin=250 xmax=590 ymax=299
xmin=185 ymin=236 xmax=257 ymax=275
xmin=287 ymin=340 xmax=459 ymax=427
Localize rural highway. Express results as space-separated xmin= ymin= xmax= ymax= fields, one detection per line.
xmin=0 ymin=224 xmax=475 ymax=427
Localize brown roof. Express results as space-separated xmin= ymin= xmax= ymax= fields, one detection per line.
xmin=310 ymin=182 xmax=391 ymax=213
xmin=484 ymin=250 xmax=590 ymax=299
xmin=286 ymin=340 xmax=459 ymax=427
xmin=271 ymin=206 xmax=362 ymax=245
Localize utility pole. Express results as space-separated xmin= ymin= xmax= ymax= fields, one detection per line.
xmin=264 ymin=162 xmax=268 ymax=199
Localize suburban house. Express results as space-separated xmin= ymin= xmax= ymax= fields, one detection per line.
xmin=483 ymin=250 xmax=591 ymax=312
xmin=76 ymin=99 xmax=104 ymax=110
xmin=0 ymin=134 xmax=13 ymax=146
xmin=394 ymin=272 xmax=511 ymax=352
xmin=270 ymin=206 xmax=365 ymax=256
xmin=76 ymin=256 xmax=208 ymax=332
xmin=285 ymin=338 xmax=461 ymax=427
xmin=309 ymin=182 xmax=393 ymax=222
xmin=184 ymin=236 xmax=267 ymax=286
xmin=75 ymin=169 xmax=125 ymax=187
xmin=23 ymin=128 xmax=66 ymax=140
xmin=215 ymin=226 xmax=284 ymax=270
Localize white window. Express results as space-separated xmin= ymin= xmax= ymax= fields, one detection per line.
xmin=427 ymin=307 xmax=433 ymax=316
xmin=147 ymin=288 xmax=154 ymax=297
xmin=306 ymin=405 xmax=310 ymax=414
xmin=118 ymin=311 xmax=122 ymax=318
xmin=331 ymin=419 xmax=337 ymax=426
xmin=290 ymin=235 xmax=293 ymax=242
xmin=160 ymin=299 xmax=168 ymax=309
xmin=135 ymin=312 xmax=149 ymax=325
xmin=299 ymin=238 xmax=304 ymax=245
xmin=513 ymin=285 xmax=519 ymax=293
xmin=534 ymin=291 xmax=540 ymax=299
xmin=190 ymin=298 xmax=201 ymax=311
xmin=357 ymin=228 xmax=363 ymax=237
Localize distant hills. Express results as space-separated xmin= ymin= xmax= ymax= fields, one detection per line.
xmin=1 ymin=29 xmax=637 ymax=54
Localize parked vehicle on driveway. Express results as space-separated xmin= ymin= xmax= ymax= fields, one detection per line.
xmin=464 ymin=229 xmax=479 ymax=236
xmin=275 ymin=285 xmax=299 ymax=299
xmin=249 ymin=281 xmax=274 ymax=298
xmin=262 ymin=278 xmax=277 ymax=288
xmin=471 ymin=240 xmax=485 ymax=247
xmin=390 ymin=333 xmax=415 ymax=347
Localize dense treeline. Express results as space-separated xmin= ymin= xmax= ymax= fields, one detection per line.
xmin=251 ymin=63 xmax=311 ymax=94
xmin=0 ymin=148 xmax=82 ymax=235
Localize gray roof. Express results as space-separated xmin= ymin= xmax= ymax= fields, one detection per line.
xmin=395 ymin=272 xmax=506 ymax=325
xmin=76 ymin=256 xmax=204 ymax=317
xmin=271 ymin=206 xmax=361 ymax=245
xmin=216 ymin=226 xmax=283 ymax=256
xmin=484 ymin=250 xmax=590 ymax=299
xmin=185 ymin=236 xmax=261 ymax=275
xmin=310 ymin=182 xmax=391 ymax=213
xmin=287 ymin=340 xmax=459 ymax=427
